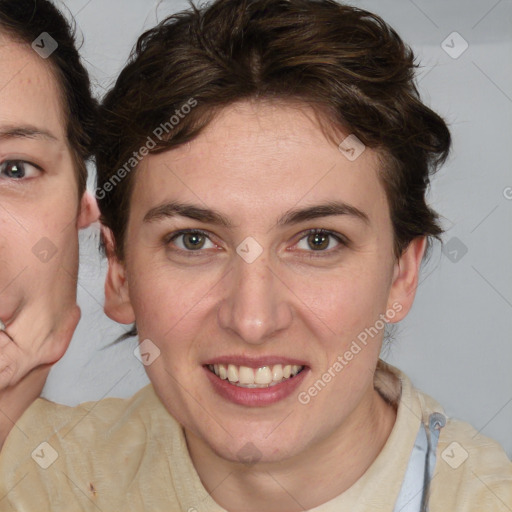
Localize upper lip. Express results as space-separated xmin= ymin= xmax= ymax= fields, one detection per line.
xmin=204 ymin=355 xmax=309 ymax=368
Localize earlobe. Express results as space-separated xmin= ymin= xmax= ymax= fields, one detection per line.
xmin=102 ymin=227 xmax=136 ymax=325
xmin=77 ymin=192 xmax=100 ymax=229
xmin=386 ymin=237 xmax=427 ymax=323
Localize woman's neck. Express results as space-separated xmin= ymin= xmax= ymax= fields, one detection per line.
xmin=185 ymin=385 xmax=397 ymax=512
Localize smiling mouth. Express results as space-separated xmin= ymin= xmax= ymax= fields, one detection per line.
xmin=207 ymin=363 xmax=305 ymax=388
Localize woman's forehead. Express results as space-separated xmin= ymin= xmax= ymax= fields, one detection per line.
xmin=131 ymin=102 xmax=389 ymax=229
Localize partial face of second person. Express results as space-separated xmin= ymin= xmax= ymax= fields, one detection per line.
xmin=106 ymin=101 xmax=425 ymax=469
xmin=0 ymin=34 xmax=94 ymax=386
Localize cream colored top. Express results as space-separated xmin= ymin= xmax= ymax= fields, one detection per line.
xmin=0 ymin=362 xmax=510 ymax=511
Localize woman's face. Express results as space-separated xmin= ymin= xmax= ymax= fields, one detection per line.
xmin=0 ymin=36 xmax=85 ymax=342
xmin=107 ymin=101 xmax=424 ymax=463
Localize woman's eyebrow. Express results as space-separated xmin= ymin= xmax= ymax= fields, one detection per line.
xmin=144 ymin=202 xmax=233 ymax=226
xmin=143 ymin=200 xmax=369 ymax=227
xmin=276 ymin=201 xmax=370 ymax=226
xmin=0 ymin=124 xmax=59 ymax=142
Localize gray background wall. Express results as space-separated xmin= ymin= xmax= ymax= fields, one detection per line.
xmin=42 ymin=0 xmax=512 ymax=457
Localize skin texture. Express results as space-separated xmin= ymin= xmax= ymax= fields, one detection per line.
xmin=0 ymin=35 xmax=97 ymax=446
xmin=105 ymin=100 xmax=425 ymax=511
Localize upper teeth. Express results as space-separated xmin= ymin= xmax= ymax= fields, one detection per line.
xmin=209 ymin=363 xmax=303 ymax=388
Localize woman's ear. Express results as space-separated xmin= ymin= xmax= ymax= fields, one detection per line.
xmin=386 ymin=237 xmax=427 ymax=323
xmin=77 ymin=192 xmax=100 ymax=229
xmin=102 ymin=226 xmax=136 ymax=325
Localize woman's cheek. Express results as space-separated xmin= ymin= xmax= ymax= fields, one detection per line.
xmin=291 ymin=271 xmax=370 ymax=325
xmin=129 ymin=259 xmax=213 ymax=329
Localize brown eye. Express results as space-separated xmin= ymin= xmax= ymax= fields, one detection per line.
xmin=307 ymin=232 xmax=330 ymax=251
xmin=182 ymin=232 xmax=206 ymax=250
xmin=294 ymin=229 xmax=347 ymax=256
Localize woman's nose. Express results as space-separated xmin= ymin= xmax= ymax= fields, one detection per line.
xmin=217 ymin=249 xmax=293 ymax=345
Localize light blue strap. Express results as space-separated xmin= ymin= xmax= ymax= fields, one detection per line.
xmin=426 ymin=412 xmax=445 ymax=478
xmin=393 ymin=413 xmax=446 ymax=512
xmin=393 ymin=422 xmax=429 ymax=512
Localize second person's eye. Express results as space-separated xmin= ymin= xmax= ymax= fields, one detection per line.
xmin=0 ymin=160 xmax=41 ymax=180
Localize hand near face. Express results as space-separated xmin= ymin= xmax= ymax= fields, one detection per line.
xmin=0 ymin=302 xmax=80 ymax=449
xmin=0 ymin=304 xmax=80 ymax=390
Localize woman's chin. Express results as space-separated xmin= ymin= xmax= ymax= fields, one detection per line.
xmin=185 ymin=419 xmax=309 ymax=466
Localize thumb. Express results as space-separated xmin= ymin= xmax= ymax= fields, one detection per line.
xmin=35 ymin=305 xmax=81 ymax=366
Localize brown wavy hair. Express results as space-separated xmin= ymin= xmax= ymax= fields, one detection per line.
xmin=96 ymin=0 xmax=451 ymax=259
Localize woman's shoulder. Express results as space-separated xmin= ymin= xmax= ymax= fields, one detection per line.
xmin=431 ymin=410 xmax=512 ymax=510
xmin=19 ymin=383 xmax=162 ymax=433
xmin=0 ymin=384 xmax=174 ymax=473
xmin=410 ymin=376 xmax=512 ymax=510
xmin=378 ymin=361 xmax=511 ymax=510
xmin=0 ymin=384 xmax=187 ymax=510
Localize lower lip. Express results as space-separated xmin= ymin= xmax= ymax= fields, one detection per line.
xmin=204 ymin=366 xmax=309 ymax=407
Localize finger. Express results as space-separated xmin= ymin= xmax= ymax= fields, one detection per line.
xmin=0 ymin=330 xmax=21 ymax=389
xmin=0 ymin=305 xmax=79 ymax=388
xmin=34 ymin=305 xmax=81 ymax=366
